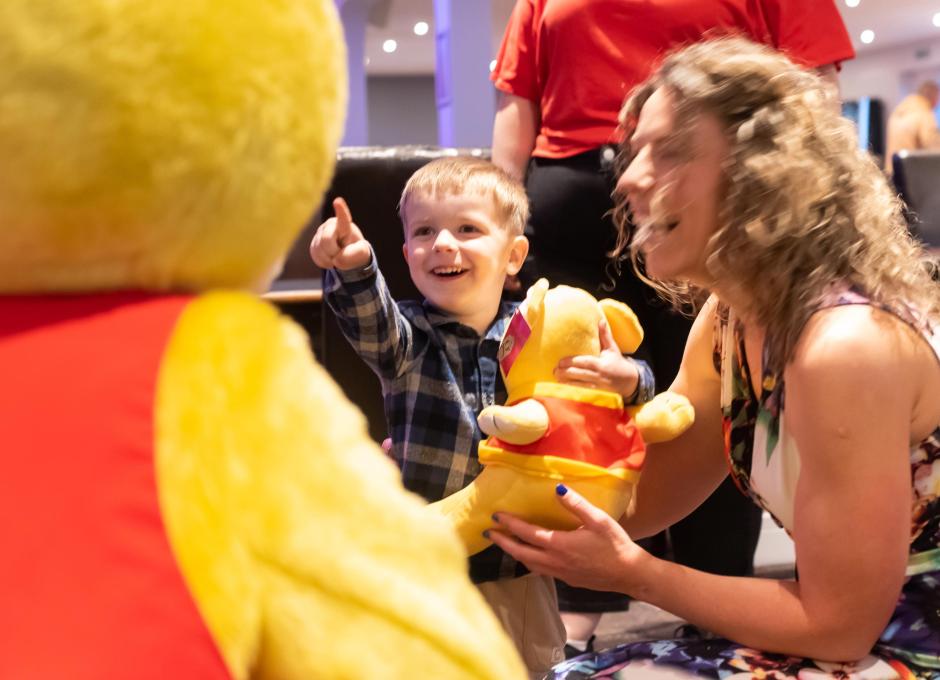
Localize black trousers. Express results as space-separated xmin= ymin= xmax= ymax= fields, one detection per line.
xmin=521 ymin=149 xmax=762 ymax=613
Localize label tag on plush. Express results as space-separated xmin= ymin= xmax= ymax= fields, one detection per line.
xmin=498 ymin=309 xmax=531 ymax=376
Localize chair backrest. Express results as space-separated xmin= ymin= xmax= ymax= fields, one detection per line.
xmin=893 ymin=150 xmax=940 ymax=248
xmin=292 ymin=146 xmax=490 ymax=442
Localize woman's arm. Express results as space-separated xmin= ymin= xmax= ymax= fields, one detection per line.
xmin=621 ymin=296 xmax=728 ymax=538
xmin=490 ymin=305 xmax=922 ymax=661
xmin=491 ymin=92 xmax=538 ymax=181
xmin=644 ymin=306 xmax=915 ymax=659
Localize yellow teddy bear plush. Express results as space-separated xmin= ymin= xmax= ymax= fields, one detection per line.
xmin=0 ymin=2 xmax=524 ymax=679
xmin=431 ymin=279 xmax=695 ymax=555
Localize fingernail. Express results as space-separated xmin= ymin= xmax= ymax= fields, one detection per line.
xmin=482 ymin=530 xmax=490 ymax=539
xmin=556 ymin=483 xmax=568 ymax=496
xmin=491 ymin=513 xmax=500 ymax=523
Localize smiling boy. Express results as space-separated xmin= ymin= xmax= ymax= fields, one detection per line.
xmin=311 ymin=158 xmax=529 ymax=505
xmin=311 ymin=157 xmax=568 ymax=677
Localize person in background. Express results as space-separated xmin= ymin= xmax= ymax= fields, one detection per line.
xmin=886 ymin=80 xmax=940 ymax=175
xmin=490 ymin=0 xmax=855 ymax=655
xmin=488 ymin=37 xmax=940 ymax=679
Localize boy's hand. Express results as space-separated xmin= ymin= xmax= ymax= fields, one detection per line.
xmin=554 ymin=319 xmax=640 ymax=397
xmin=310 ymin=197 xmax=373 ymax=270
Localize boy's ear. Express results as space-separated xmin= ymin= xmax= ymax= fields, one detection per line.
xmin=402 ymin=242 xmax=408 ymax=264
xmin=506 ymin=235 xmax=529 ymax=276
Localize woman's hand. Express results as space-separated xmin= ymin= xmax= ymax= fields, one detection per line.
xmin=554 ymin=319 xmax=640 ymax=398
xmin=487 ymin=484 xmax=648 ymax=594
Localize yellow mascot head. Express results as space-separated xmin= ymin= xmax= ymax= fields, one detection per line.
xmin=0 ymin=0 xmax=345 ymax=293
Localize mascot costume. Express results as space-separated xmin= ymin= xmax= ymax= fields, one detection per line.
xmin=431 ymin=280 xmax=695 ymax=555
xmin=0 ymin=2 xmax=525 ymax=679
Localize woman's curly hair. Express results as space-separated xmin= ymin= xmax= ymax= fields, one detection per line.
xmin=612 ymin=37 xmax=939 ymax=371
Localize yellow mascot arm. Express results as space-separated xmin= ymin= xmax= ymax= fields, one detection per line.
xmin=156 ymin=293 xmax=526 ymax=680
xmin=477 ymin=398 xmax=549 ymax=445
xmin=627 ymin=391 xmax=696 ymax=444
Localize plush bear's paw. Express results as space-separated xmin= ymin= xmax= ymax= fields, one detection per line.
xmin=632 ymin=391 xmax=695 ymax=444
xmin=477 ymin=399 xmax=549 ymax=445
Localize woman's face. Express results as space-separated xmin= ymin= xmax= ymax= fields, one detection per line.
xmin=615 ymin=87 xmax=729 ymax=285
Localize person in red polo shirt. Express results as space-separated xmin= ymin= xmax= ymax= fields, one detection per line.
xmin=490 ymin=0 xmax=855 ymax=657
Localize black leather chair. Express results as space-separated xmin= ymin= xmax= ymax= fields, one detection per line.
xmin=892 ymin=150 xmax=940 ymax=249
xmin=272 ymin=146 xmax=490 ymax=442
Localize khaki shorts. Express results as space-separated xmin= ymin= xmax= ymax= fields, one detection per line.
xmin=477 ymin=573 xmax=566 ymax=679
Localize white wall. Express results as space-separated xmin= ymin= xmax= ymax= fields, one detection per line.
xmin=367 ymin=75 xmax=438 ymax=146
xmin=366 ymin=75 xmax=501 ymax=148
xmin=842 ymin=37 xmax=940 ymax=113
xmin=362 ymin=39 xmax=940 ymax=150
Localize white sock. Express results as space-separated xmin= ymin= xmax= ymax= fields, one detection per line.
xmin=566 ymin=638 xmax=590 ymax=652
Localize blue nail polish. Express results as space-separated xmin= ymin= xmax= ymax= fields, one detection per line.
xmin=482 ymin=530 xmax=490 ymax=539
xmin=556 ymin=483 xmax=568 ymax=496
xmin=491 ymin=513 xmax=500 ymax=523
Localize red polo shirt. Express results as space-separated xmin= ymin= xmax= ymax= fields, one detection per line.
xmin=492 ymin=0 xmax=855 ymax=158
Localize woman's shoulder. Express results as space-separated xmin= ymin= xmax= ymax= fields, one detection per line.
xmin=787 ymin=303 xmax=940 ymax=438
xmin=792 ymin=303 xmax=927 ymax=372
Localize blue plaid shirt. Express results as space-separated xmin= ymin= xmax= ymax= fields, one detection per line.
xmin=324 ymin=255 xmax=526 ymax=582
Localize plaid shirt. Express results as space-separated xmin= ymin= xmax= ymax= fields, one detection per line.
xmin=324 ymin=256 xmax=526 ymax=582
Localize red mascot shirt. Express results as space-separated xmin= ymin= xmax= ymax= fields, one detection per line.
xmin=0 ymin=293 xmax=231 ymax=680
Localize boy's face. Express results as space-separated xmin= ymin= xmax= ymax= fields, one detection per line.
xmin=402 ymin=192 xmax=528 ymax=333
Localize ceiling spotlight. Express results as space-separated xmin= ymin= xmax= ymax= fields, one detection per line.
xmin=489 ymin=59 xmax=497 ymax=72
xmin=844 ymin=0 xmax=859 ymax=7
xmin=860 ymin=29 xmax=875 ymax=44
xmin=414 ymin=21 xmax=429 ymax=36
xmin=382 ymin=39 xmax=398 ymax=53
xmin=933 ymin=12 xmax=940 ymax=27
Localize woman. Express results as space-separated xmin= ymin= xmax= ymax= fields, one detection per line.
xmin=490 ymin=1 xmax=854 ymax=654
xmin=488 ymin=37 xmax=940 ymax=679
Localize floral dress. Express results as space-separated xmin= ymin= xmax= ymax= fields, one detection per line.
xmin=550 ymin=293 xmax=940 ymax=679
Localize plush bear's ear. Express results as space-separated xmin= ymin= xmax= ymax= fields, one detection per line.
xmin=599 ymin=298 xmax=643 ymax=354
xmin=520 ymin=278 xmax=549 ymax=320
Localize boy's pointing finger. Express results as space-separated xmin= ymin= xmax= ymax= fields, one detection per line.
xmin=333 ymin=197 xmax=354 ymax=239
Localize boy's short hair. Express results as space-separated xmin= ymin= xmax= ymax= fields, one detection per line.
xmin=399 ymin=156 xmax=529 ymax=236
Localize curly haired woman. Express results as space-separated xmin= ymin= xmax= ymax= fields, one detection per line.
xmin=488 ymin=37 xmax=940 ymax=679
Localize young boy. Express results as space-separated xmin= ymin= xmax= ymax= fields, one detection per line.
xmin=310 ymin=157 xmax=648 ymax=677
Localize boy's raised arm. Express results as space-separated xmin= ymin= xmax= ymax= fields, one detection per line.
xmin=311 ymin=197 xmax=417 ymax=379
